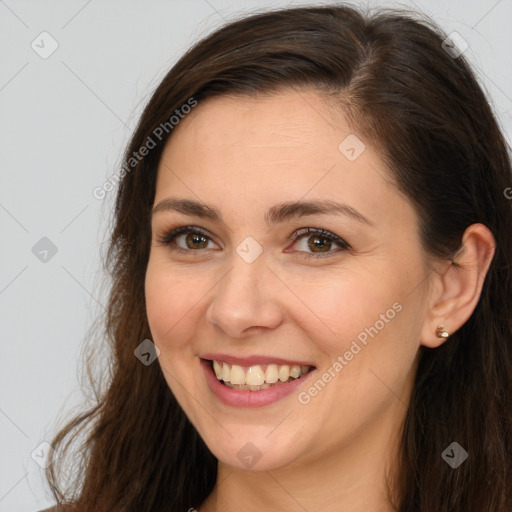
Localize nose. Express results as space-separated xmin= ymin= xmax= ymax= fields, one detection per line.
xmin=205 ymin=251 xmax=284 ymax=338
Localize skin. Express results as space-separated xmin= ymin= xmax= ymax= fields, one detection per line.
xmin=144 ymin=89 xmax=495 ymax=512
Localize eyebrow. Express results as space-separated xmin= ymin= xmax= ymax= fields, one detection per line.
xmin=151 ymin=198 xmax=373 ymax=227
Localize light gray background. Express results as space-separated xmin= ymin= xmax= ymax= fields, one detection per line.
xmin=1 ymin=1 xmax=511 ymax=510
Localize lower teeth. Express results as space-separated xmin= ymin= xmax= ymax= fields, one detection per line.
xmin=223 ymin=378 xmax=297 ymax=391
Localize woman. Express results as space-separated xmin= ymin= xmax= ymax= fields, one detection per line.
xmin=42 ymin=4 xmax=512 ymax=511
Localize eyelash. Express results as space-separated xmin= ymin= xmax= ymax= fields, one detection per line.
xmin=155 ymin=225 xmax=351 ymax=259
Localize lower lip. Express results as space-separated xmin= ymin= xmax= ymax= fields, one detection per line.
xmin=201 ymin=359 xmax=316 ymax=408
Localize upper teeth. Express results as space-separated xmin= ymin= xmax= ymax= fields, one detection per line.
xmin=212 ymin=360 xmax=310 ymax=385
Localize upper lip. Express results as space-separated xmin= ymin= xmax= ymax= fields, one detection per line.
xmin=201 ymin=353 xmax=316 ymax=368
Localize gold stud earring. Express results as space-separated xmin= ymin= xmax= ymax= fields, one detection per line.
xmin=435 ymin=325 xmax=450 ymax=339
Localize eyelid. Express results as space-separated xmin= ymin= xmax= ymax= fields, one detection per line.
xmin=287 ymin=227 xmax=351 ymax=259
xmin=154 ymin=225 xmax=218 ymax=249
xmin=290 ymin=227 xmax=350 ymax=248
xmin=155 ymin=224 xmax=350 ymax=258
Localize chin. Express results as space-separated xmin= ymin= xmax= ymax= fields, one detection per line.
xmin=200 ymin=425 xmax=304 ymax=472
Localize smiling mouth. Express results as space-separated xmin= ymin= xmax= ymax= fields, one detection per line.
xmin=208 ymin=359 xmax=315 ymax=391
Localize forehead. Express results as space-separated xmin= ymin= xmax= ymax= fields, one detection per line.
xmin=164 ymin=90 xmax=349 ymax=159
xmin=154 ymin=90 xmax=407 ymax=229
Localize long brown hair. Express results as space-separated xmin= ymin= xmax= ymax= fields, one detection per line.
xmin=46 ymin=5 xmax=512 ymax=511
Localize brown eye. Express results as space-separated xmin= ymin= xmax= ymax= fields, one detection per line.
xmin=290 ymin=227 xmax=350 ymax=259
xmin=307 ymin=235 xmax=333 ymax=253
xmin=156 ymin=226 xmax=217 ymax=254
xmin=184 ymin=232 xmax=209 ymax=249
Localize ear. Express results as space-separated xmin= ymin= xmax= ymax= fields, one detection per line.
xmin=421 ymin=223 xmax=495 ymax=348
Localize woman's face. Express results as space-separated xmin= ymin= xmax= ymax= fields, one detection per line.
xmin=145 ymin=89 xmax=434 ymax=472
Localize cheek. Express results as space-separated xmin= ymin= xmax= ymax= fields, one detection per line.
xmin=144 ymin=261 xmax=205 ymax=350
xmin=288 ymin=269 xmax=399 ymax=355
